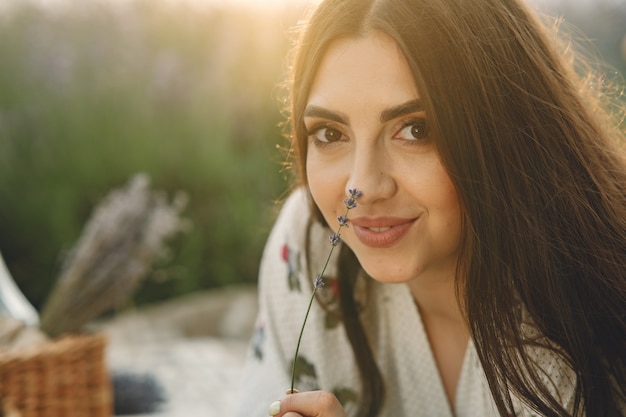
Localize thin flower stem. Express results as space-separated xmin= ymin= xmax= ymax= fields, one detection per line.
xmin=290 ymin=286 xmax=318 ymax=393
xmin=290 ymin=206 xmax=350 ymax=393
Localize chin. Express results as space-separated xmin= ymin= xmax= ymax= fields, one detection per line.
xmin=359 ymin=262 xmax=419 ymax=285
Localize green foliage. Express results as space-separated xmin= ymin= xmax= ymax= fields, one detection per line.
xmin=0 ymin=1 xmax=296 ymax=309
xmin=0 ymin=0 xmax=623 ymax=311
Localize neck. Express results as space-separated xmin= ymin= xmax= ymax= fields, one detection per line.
xmin=407 ymin=272 xmax=466 ymax=326
xmin=409 ymin=273 xmax=470 ymax=410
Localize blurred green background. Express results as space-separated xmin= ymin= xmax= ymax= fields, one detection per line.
xmin=0 ymin=0 xmax=624 ymax=311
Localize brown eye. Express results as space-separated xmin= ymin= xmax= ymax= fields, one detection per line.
xmin=397 ymin=118 xmax=429 ymax=141
xmin=311 ymin=126 xmax=343 ymax=143
xmin=410 ymin=120 xmax=428 ymax=139
xmin=325 ymin=127 xmax=342 ymax=142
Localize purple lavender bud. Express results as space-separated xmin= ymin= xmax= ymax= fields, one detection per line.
xmin=329 ymin=233 xmax=342 ymax=246
xmin=337 ymin=215 xmax=350 ymax=227
xmin=348 ymin=189 xmax=363 ymax=199
xmin=344 ymin=197 xmax=357 ymax=209
xmin=314 ymin=275 xmax=325 ymax=289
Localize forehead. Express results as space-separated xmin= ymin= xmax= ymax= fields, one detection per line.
xmin=307 ymin=32 xmax=419 ymax=109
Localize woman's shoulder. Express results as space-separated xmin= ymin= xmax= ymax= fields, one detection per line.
xmin=258 ymin=188 xmax=320 ymax=291
xmin=265 ymin=187 xmax=331 ymax=259
xmin=511 ymin=309 xmax=579 ymax=414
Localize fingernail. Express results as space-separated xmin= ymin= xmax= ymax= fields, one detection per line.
xmin=285 ymin=388 xmax=299 ymax=395
xmin=268 ymin=400 xmax=281 ymax=416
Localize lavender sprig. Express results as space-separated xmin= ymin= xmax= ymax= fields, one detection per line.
xmin=290 ymin=189 xmax=362 ymax=393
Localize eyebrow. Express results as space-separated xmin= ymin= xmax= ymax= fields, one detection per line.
xmin=303 ymin=106 xmax=349 ymax=124
xmin=303 ymin=98 xmax=423 ymax=125
xmin=380 ymin=99 xmax=423 ymax=123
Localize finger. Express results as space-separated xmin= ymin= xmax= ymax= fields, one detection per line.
xmin=269 ymin=389 xmax=300 ymax=416
xmin=269 ymin=400 xmax=281 ymax=416
xmin=278 ymin=390 xmax=346 ymax=417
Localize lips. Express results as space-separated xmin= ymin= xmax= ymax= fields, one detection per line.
xmin=367 ymin=226 xmax=391 ymax=232
xmin=350 ymin=217 xmax=417 ymax=248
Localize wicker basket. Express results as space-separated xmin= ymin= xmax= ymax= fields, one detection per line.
xmin=0 ymin=334 xmax=111 ymax=417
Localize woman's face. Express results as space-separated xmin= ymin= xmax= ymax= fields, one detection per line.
xmin=305 ymin=32 xmax=462 ymax=285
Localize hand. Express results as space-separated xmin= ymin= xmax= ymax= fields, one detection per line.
xmin=268 ymin=390 xmax=347 ymax=417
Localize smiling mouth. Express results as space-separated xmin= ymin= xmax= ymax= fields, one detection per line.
xmin=351 ymin=218 xmax=417 ymax=248
xmin=367 ymin=226 xmax=392 ymax=232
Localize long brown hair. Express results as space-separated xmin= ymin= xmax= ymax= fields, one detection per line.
xmin=285 ymin=0 xmax=626 ymax=416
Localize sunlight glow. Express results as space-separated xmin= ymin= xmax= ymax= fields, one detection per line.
xmin=0 ymin=0 xmax=309 ymax=12
xmin=4 ymin=0 xmax=626 ymax=12
xmin=155 ymin=0 xmax=305 ymax=11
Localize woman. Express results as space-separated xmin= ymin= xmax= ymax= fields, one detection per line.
xmin=237 ymin=0 xmax=626 ymax=416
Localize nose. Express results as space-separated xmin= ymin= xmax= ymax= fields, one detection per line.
xmin=345 ymin=146 xmax=397 ymax=205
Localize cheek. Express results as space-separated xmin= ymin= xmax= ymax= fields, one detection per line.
xmin=416 ymin=160 xmax=462 ymax=237
xmin=306 ymin=152 xmax=345 ymax=221
xmin=439 ymin=178 xmax=462 ymax=242
xmin=438 ymin=174 xmax=459 ymax=210
xmin=306 ymin=153 xmax=324 ymax=202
